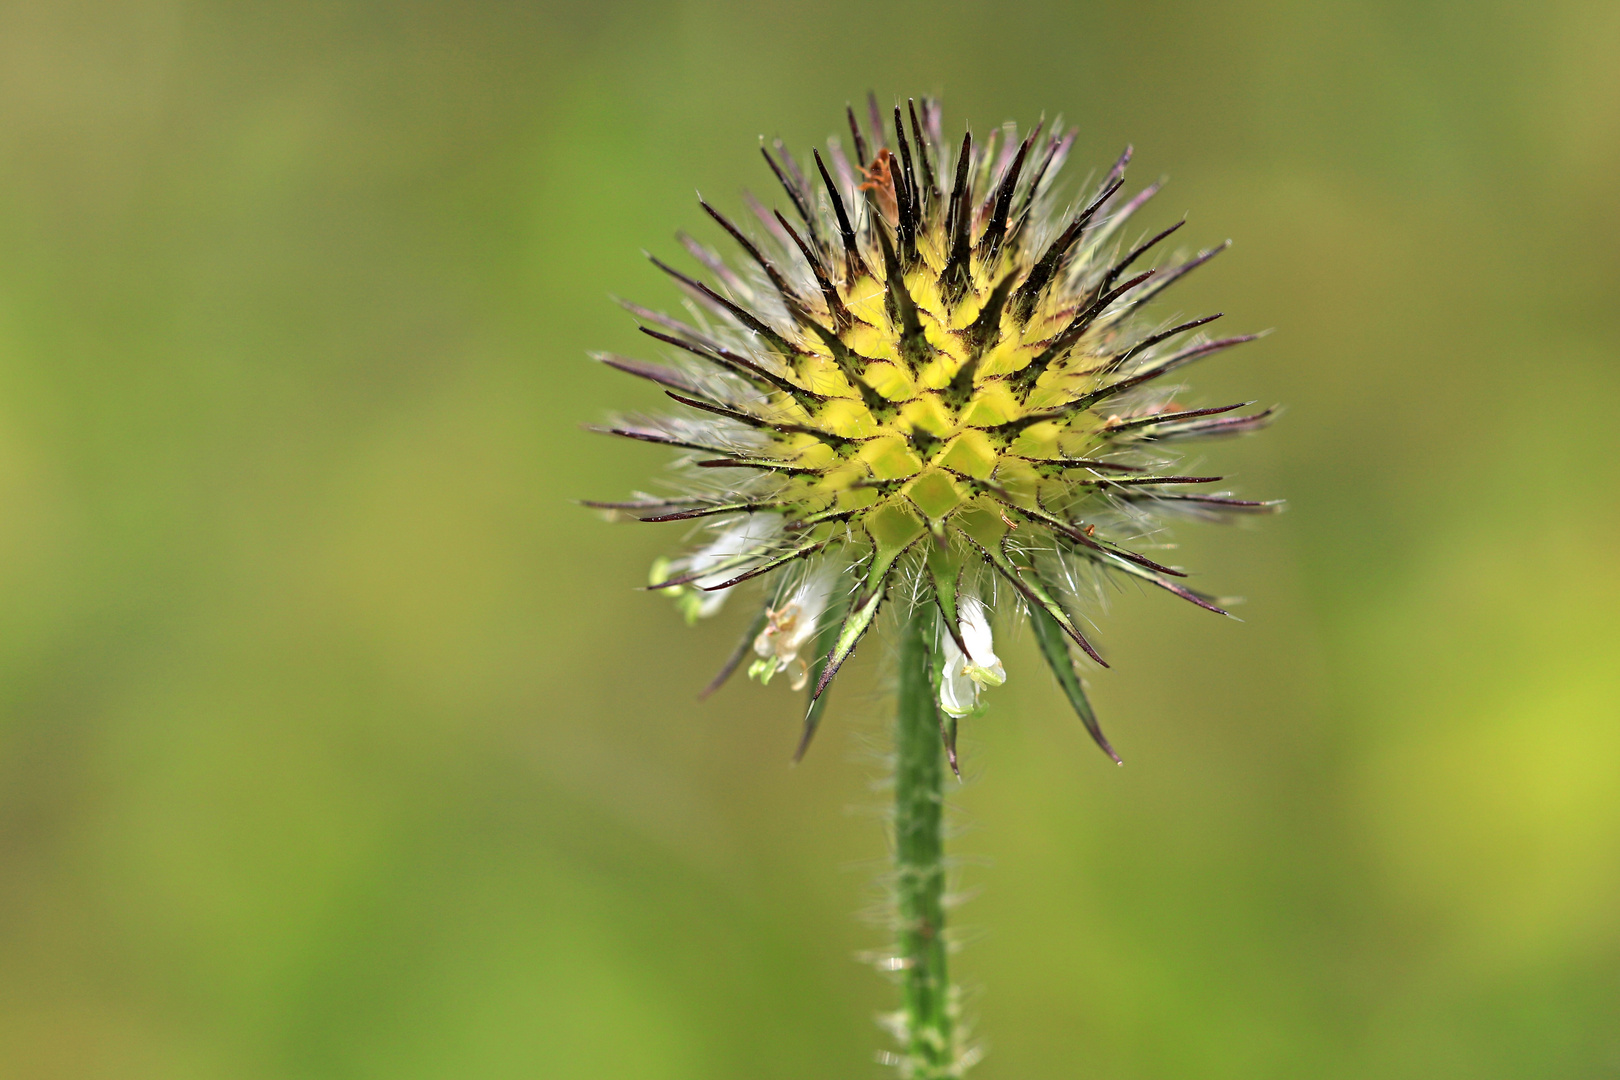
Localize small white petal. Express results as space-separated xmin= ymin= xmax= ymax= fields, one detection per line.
xmin=750 ymin=564 xmax=838 ymax=685
xmin=938 ymin=633 xmax=978 ymax=718
xmin=957 ymin=594 xmax=1006 ymax=689
xmin=681 ymin=516 xmax=783 ymax=618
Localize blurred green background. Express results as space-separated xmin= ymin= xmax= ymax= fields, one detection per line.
xmin=2 ymin=1 xmax=1618 ymax=1077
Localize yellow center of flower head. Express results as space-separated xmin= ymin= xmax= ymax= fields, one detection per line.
xmin=593 ymin=98 xmax=1277 ymax=762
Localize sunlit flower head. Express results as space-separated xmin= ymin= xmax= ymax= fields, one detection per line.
xmin=590 ymin=95 xmax=1278 ymax=767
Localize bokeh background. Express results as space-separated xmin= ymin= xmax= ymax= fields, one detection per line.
xmin=2 ymin=1 xmax=1618 ymax=1077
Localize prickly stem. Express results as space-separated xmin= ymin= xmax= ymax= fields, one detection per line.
xmin=893 ymin=609 xmax=957 ymax=1077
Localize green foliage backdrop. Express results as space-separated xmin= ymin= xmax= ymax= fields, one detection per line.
xmin=1 ymin=2 xmax=1617 ymax=1077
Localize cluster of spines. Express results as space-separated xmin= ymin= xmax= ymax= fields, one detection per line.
xmin=588 ymin=94 xmax=1278 ymax=764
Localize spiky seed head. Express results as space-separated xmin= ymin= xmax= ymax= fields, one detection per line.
xmin=589 ymin=97 xmax=1279 ymax=764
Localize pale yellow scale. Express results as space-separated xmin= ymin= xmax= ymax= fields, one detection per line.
xmin=750 ymin=213 xmax=1126 ymax=533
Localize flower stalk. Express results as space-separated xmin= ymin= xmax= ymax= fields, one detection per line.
xmin=892 ymin=607 xmax=956 ymax=1077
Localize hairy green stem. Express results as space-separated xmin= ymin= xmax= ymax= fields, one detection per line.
xmin=894 ymin=610 xmax=955 ymax=1076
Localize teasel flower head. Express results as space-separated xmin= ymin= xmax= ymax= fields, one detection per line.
xmin=589 ymin=96 xmax=1278 ymax=768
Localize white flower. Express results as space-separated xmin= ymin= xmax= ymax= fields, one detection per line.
xmin=673 ymin=516 xmax=783 ymax=621
xmin=939 ymin=594 xmax=1007 ymax=717
xmin=751 ymin=565 xmax=837 ymax=690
